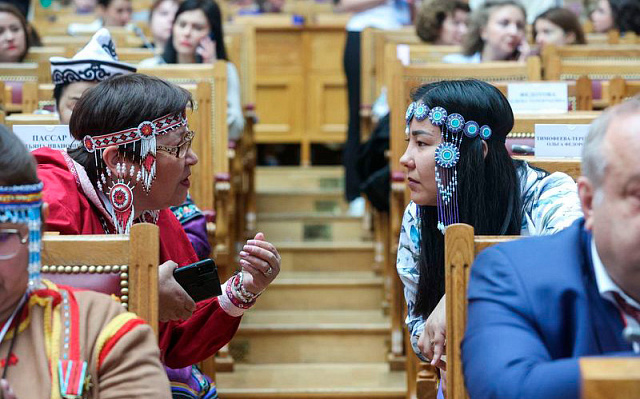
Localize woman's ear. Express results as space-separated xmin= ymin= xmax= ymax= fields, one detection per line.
xmin=565 ymin=31 xmax=577 ymax=44
xmin=101 ymin=146 xmax=120 ymax=175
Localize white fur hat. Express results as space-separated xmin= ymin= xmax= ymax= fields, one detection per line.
xmin=50 ymin=28 xmax=136 ymax=86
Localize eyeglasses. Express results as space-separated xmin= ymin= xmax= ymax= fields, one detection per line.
xmin=0 ymin=229 xmax=28 ymax=260
xmin=157 ymin=130 xmax=195 ymax=159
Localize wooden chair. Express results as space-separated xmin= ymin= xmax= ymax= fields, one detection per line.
xmin=608 ymin=76 xmax=640 ymax=106
xmin=24 ymin=47 xmax=68 ymax=84
xmin=581 ymin=358 xmax=640 ymax=398
xmin=542 ymin=44 xmax=640 ymax=81
xmin=4 ymin=113 xmax=59 ymax=129
xmin=41 ymin=223 xmax=160 ymax=336
xmin=0 ymin=63 xmax=40 ymax=113
xmin=444 ymin=224 xmax=518 ymax=399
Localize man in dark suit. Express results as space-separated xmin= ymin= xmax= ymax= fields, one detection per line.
xmin=462 ymin=97 xmax=640 ymax=398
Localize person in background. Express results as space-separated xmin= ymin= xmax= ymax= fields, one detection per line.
xmin=0 ymin=124 xmax=172 ymax=398
xmin=74 ymin=0 xmax=98 ymax=14
xmin=0 ymin=3 xmax=38 ymax=63
xmin=140 ymin=0 xmax=244 ymax=141
xmin=50 ymin=28 xmax=136 ymax=125
xmin=335 ymin=0 xmax=411 ymax=214
xmin=415 ymin=0 xmax=470 ymax=46
xmin=68 ymin=0 xmax=134 ymax=35
xmin=149 ymin=0 xmax=180 ymax=52
xmin=443 ymin=0 xmax=527 ymax=63
xmin=591 ymin=0 xmax=640 ymax=35
xmin=397 ymin=79 xmax=582 ymax=398
xmin=463 ymin=97 xmax=640 ymax=399
xmin=533 ymin=7 xmax=587 ymax=48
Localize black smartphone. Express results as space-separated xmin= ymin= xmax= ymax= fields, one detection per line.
xmin=173 ymin=258 xmax=222 ymax=302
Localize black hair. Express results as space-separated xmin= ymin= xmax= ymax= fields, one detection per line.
xmin=162 ymin=0 xmax=228 ymax=63
xmin=98 ymin=0 xmax=130 ymax=6
xmin=67 ymin=73 xmax=192 ymax=183
xmin=0 ymin=125 xmax=38 ymax=186
xmin=609 ymin=0 xmax=640 ymax=35
xmin=411 ymin=80 xmax=523 ymax=318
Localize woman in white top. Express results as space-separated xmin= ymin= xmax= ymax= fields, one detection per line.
xmin=443 ymin=0 xmax=527 ymax=64
xmin=139 ymin=0 xmax=244 ymax=140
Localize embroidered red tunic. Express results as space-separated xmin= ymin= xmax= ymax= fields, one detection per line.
xmin=34 ymin=148 xmax=241 ymax=368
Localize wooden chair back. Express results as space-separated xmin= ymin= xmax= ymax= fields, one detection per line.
xmin=581 ymin=358 xmax=640 ymax=398
xmin=0 ymin=63 xmax=40 ymax=112
xmin=445 ymin=224 xmax=518 ymax=399
xmin=24 ymin=47 xmax=67 ymax=83
xmin=543 ymin=44 xmax=640 ymax=80
xmin=4 ymin=113 xmax=59 ymax=128
xmin=224 ymin=23 xmax=257 ymax=109
xmin=138 ymin=63 xmax=228 ymax=213
xmin=41 ymin=223 xmax=160 ymax=336
xmin=608 ymin=76 xmax=640 ymax=106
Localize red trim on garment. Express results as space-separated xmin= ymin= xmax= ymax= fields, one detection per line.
xmin=97 ymin=318 xmax=146 ymax=369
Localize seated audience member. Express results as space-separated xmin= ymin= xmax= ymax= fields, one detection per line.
xmin=140 ymin=0 xmax=244 ymax=140
xmin=415 ymin=0 xmax=470 ymax=45
xmin=74 ymin=0 xmax=98 ymax=14
xmin=50 ymin=29 xmax=210 ymax=259
xmin=0 ymin=125 xmax=171 ymax=398
xmin=0 ymin=3 xmax=38 ymax=63
xmin=443 ymin=0 xmax=527 ymax=63
xmin=69 ymin=0 xmax=134 ymax=35
xmin=533 ymin=7 xmax=587 ymax=48
xmin=51 ymin=28 xmax=136 ymax=124
xmin=397 ymin=80 xmax=582 ymax=394
xmin=35 ymin=73 xmax=281 ymax=398
xmin=590 ymin=0 xmax=640 ymax=35
xmin=149 ymin=0 xmax=180 ymax=52
xmin=463 ymin=97 xmax=640 ymax=398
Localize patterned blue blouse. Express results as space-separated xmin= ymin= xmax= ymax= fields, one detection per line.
xmin=396 ymin=162 xmax=584 ymax=359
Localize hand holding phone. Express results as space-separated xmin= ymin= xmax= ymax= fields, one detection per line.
xmin=196 ymin=32 xmax=217 ymax=64
xmin=173 ymin=258 xmax=222 ymax=302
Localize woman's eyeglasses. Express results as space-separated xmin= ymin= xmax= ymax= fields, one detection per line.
xmin=0 ymin=229 xmax=28 ymax=260
xmin=157 ymin=130 xmax=195 ymax=158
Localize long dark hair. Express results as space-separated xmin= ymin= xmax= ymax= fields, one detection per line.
xmin=412 ymin=80 xmax=523 ymax=318
xmin=0 ymin=125 xmax=38 ymax=186
xmin=162 ymin=0 xmax=228 ymax=63
xmin=67 ymin=74 xmax=192 ymax=183
xmin=609 ymin=0 xmax=640 ymax=35
xmin=533 ymin=7 xmax=587 ymax=45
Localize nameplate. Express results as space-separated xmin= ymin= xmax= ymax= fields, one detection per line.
xmin=13 ymin=125 xmax=77 ymax=151
xmin=535 ymin=124 xmax=590 ymax=158
xmin=396 ymin=44 xmax=410 ymax=66
xmin=508 ymin=82 xmax=569 ymax=114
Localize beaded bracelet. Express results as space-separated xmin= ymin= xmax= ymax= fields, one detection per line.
xmin=226 ymin=274 xmax=255 ymax=309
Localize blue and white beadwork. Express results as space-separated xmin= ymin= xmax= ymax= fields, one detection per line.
xmin=446 ymin=113 xmax=465 ymax=134
xmin=405 ymin=102 xmax=415 ymax=122
xmin=428 ymin=106 xmax=447 ymax=126
xmin=479 ymin=125 xmax=492 ymax=140
xmin=414 ymin=103 xmax=429 ymax=121
xmin=403 ymin=100 xmax=494 ymax=235
xmin=464 ymin=121 xmax=480 ymax=138
xmin=0 ymin=183 xmax=43 ymax=290
xmin=435 ymin=142 xmax=460 ymax=168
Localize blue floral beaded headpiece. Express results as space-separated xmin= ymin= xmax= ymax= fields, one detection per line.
xmin=406 ymin=101 xmax=493 ymax=233
xmin=0 ymin=183 xmax=44 ymax=290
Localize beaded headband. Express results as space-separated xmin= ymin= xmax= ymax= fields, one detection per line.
xmin=0 ymin=183 xmax=44 ymax=290
xmin=82 ymin=110 xmax=187 ymax=235
xmin=406 ymin=101 xmax=492 ymax=233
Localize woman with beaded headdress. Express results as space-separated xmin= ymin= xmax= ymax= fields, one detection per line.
xmin=34 ymin=73 xmax=281 ymax=398
xmin=396 ymin=80 xmax=583 ymax=396
xmin=0 ymin=125 xmax=171 ymax=398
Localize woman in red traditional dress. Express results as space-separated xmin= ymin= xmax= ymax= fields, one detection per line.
xmin=34 ymin=73 xmax=281 ymax=398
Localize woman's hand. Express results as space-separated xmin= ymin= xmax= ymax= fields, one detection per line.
xmin=239 ymin=232 xmax=281 ymax=294
xmin=196 ymin=35 xmax=217 ymax=64
xmin=418 ymin=294 xmax=447 ymax=370
xmin=1 ymin=379 xmax=16 ymax=399
xmin=158 ymin=261 xmax=197 ymax=322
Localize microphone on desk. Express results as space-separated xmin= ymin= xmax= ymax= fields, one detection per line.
xmin=133 ymin=26 xmax=154 ymax=50
xmin=623 ymin=326 xmax=640 ymax=346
